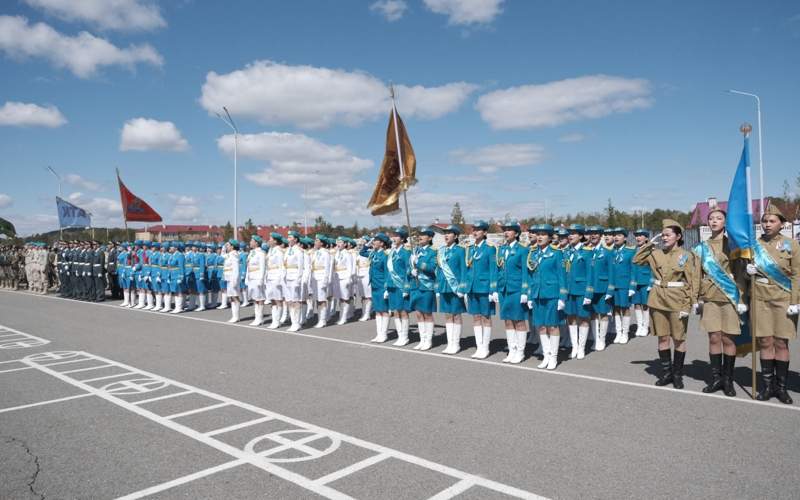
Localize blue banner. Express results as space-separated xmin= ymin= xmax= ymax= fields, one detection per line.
xmin=725 ymin=137 xmax=755 ymax=259
xmin=56 ymin=196 xmax=91 ymax=228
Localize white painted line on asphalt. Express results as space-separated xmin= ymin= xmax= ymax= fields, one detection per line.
xmin=203 ymin=416 xmax=274 ymax=436
xmin=0 ymin=366 xmax=33 ymax=374
xmin=115 ymin=458 xmax=247 ymax=500
xmin=0 ymin=358 xmax=25 ymax=365
xmin=21 ymin=350 xmax=543 ymax=499
xmin=60 ymin=364 xmax=114 ymax=374
xmin=0 ymin=324 xmax=50 ymax=349
xmin=0 ymin=393 xmax=93 ymax=414
xmin=132 ymin=389 xmax=194 ymax=406
xmin=428 ymin=478 xmax=475 ymax=500
xmin=4 ymin=290 xmax=799 ymax=413
xmin=163 ymin=402 xmax=229 ymax=420
xmin=38 ymin=357 xmax=92 ymax=367
xmin=315 ymin=453 xmax=390 ymax=485
xmin=81 ymin=372 xmax=137 ymax=383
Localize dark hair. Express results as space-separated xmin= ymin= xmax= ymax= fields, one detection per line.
xmin=665 ymin=225 xmax=684 ymax=246
xmin=707 ymin=209 xmax=727 ymax=222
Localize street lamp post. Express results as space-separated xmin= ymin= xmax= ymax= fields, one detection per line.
xmin=728 ymin=89 xmax=764 ymax=215
xmin=216 ymin=107 xmax=239 ymax=241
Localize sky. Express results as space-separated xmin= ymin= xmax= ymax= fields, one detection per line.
xmin=1 ymin=0 xmax=799 ymax=236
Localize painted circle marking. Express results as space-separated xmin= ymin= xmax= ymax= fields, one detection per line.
xmin=25 ymin=351 xmax=81 ymax=361
xmin=0 ymin=338 xmax=49 ymax=349
xmin=101 ymin=378 xmax=170 ymax=395
xmin=244 ymin=429 xmax=341 ymax=463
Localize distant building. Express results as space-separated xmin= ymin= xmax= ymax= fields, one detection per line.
xmin=137 ymin=224 xmax=225 ymax=242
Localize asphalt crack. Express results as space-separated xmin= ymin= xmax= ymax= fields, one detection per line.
xmin=2 ymin=435 xmax=45 ymax=500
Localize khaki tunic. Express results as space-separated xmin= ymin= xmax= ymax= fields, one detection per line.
xmin=751 ymin=234 xmax=800 ymax=339
xmin=633 ymin=243 xmax=698 ymax=340
xmin=693 ymin=235 xmax=744 ymax=335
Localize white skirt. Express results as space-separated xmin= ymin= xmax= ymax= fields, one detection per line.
xmin=225 ymin=282 xmax=239 ymax=297
xmin=247 ymin=284 xmax=266 ymax=301
xmin=356 ymin=275 xmax=371 ymax=298
xmin=332 ymin=278 xmax=352 ymax=300
xmin=266 ymin=280 xmax=283 ymax=301
xmin=283 ymin=281 xmax=303 ymax=302
xmin=309 ymin=280 xmax=329 ymax=302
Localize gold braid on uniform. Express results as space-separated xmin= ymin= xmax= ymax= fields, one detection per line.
xmin=526 ymin=247 xmax=538 ymax=272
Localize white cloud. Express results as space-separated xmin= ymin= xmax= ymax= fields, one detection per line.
xmin=199 ymin=60 xmax=477 ymax=129
xmin=370 ymin=0 xmax=408 ymax=21
xmin=171 ymin=204 xmax=201 ymax=221
xmin=558 ymin=133 xmax=586 ymax=143
xmin=0 ymin=194 xmax=13 ymax=209
xmin=0 ymin=16 xmax=163 ymax=78
xmin=0 ymin=101 xmax=66 ymax=127
xmin=64 ymin=174 xmax=101 ymax=191
xmin=120 ymin=118 xmax=189 ymax=152
xmin=23 ymin=0 xmax=166 ymax=32
xmin=476 ymin=75 xmax=652 ymax=130
xmin=423 ymin=0 xmax=504 ymax=25
xmin=450 ymin=143 xmax=545 ymax=173
xmin=66 ymin=191 xmax=122 ymax=226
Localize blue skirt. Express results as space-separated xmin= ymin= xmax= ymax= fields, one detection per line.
xmin=194 ymin=274 xmax=207 ymax=293
xmin=612 ymin=289 xmax=631 ymax=308
xmin=532 ymin=297 xmax=564 ymax=328
xmin=499 ymin=291 xmax=527 ymax=321
xmin=371 ymin=289 xmax=389 ymax=313
xmin=467 ymin=293 xmax=495 ymax=316
xmin=170 ymin=276 xmax=185 ymax=294
xmin=387 ymin=288 xmax=411 ymax=312
xmin=438 ymin=292 xmax=466 ymax=315
xmin=160 ymin=278 xmax=170 ymax=294
xmin=592 ymin=292 xmax=611 ymax=315
xmin=185 ymin=274 xmax=197 ymax=293
xmin=119 ymin=275 xmax=130 ymax=289
xmin=411 ymin=289 xmax=436 ymax=314
xmin=564 ymin=294 xmax=591 ymax=319
xmin=208 ymin=277 xmax=219 ymax=292
xmin=631 ymin=284 xmax=649 ymax=305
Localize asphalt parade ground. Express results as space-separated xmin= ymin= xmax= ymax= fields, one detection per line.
xmin=0 ymin=290 xmax=798 ymax=500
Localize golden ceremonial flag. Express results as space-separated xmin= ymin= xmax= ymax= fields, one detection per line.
xmin=367 ymin=109 xmax=417 ymax=216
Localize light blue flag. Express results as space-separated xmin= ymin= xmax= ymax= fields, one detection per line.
xmin=725 ymin=137 xmax=755 ymax=260
xmin=56 ymin=196 xmax=91 ymax=228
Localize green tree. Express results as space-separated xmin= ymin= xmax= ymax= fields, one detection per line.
xmin=223 ymin=221 xmax=234 ymax=240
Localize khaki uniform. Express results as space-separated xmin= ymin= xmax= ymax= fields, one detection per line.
xmin=752 ymin=234 xmax=800 ymax=340
xmin=633 ymin=242 xmax=698 ymax=340
xmin=693 ymin=235 xmax=745 ymax=335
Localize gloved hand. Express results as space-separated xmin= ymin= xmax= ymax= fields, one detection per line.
xmin=527 ymin=301 xmax=534 ymax=309
xmin=679 ymin=311 xmax=689 ymax=319
xmin=411 ymin=269 xmax=418 ymax=277
xmin=456 ymin=292 xmax=464 ymax=299
xmin=490 ymin=292 xmax=499 ymax=303
xmin=746 ymin=264 xmax=758 ymax=275
xmin=436 ymin=292 xmax=441 ymax=298
xmin=736 ymin=303 xmax=748 ymax=314
xmin=520 ymin=294 xmax=528 ymax=304
xmin=787 ymin=304 xmax=800 ymax=316
xmin=383 ymin=290 xmax=389 ymax=299
xmin=402 ymin=292 xmax=409 ymax=298
xmin=646 ymin=286 xmax=652 ymax=292
xmin=557 ymin=299 xmax=565 ymax=311
xmin=628 ymin=289 xmax=635 ymax=297
xmin=582 ymin=297 xmax=592 ymax=306
xmin=604 ymin=294 xmax=613 ymax=302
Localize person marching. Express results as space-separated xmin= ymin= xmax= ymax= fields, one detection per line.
xmin=367 ymin=233 xmax=391 ymax=342
xmin=159 ymin=242 xmax=173 ymax=312
xmin=410 ymin=227 xmax=437 ymax=350
xmin=385 ymin=228 xmax=412 ymax=346
xmin=222 ymin=240 xmax=241 ymax=323
xmin=465 ymin=221 xmax=497 ymax=359
xmin=691 ymin=208 xmax=747 ymax=397
xmin=151 ymin=242 xmax=164 ymax=311
xmin=608 ymin=228 xmax=636 ymax=344
xmin=283 ymin=231 xmax=306 ymax=332
xmin=265 ymin=233 xmax=286 ymax=328
xmin=632 ymin=229 xmax=653 ymax=336
xmin=356 ymin=236 xmax=373 ymax=321
xmin=204 ymin=243 xmax=219 ymax=309
xmin=527 ymin=224 xmax=568 ymax=369
xmin=494 ymin=221 xmax=529 ymax=363
xmin=564 ymin=224 xmax=594 ymax=360
xmin=746 ymin=205 xmax=798 ymax=404
xmin=118 ymin=243 xmax=131 ymax=307
xmin=633 ymin=219 xmax=698 ymax=389
xmin=436 ymin=225 xmax=467 ymax=354
xmin=193 ymin=242 xmax=208 ymax=311
xmin=333 ymin=236 xmax=356 ymax=325
xmin=586 ymin=226 xmax=611 ymax=351
xmin=169 ymin=241 xmax=187 ymax=314
xmin=310 ymin=234 xmax=333 ymax=328
xmin=92 ymin=242 xmax=106 ymax=302
xmin=300 ymin=236 xmax=314 ymax=325
xmin=245 ymin=235 xmax=267 ymax=326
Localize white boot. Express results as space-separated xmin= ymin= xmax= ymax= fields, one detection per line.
xmin=359 ymin=301 xmax=372 ymax=321
xmin=441 ymin=323 xmax=453 ymax=353
xmin=154 ymin=293 xmax=162 ymax=311
xmin=419 ymin=322 xmax=433 ymax=350
xmin=471 ymin=326 xmax=484 ymax=358
xmin=171 ymin=295 xmax=183 ymax=314
xmin=144 ymin=292 xmax=153 ymax=310
xmin=511 ymin=330 xmax=527 ymax=364
xmin=314 ymin=305 xmax=327 ymax=328
xmin=477 ymin=325 xmax=492 ymax=359
xmin=546 ymin=335 xmax=559 ymax=370
xmin=250 ymin=303 xmax=263 ymax=326
xmin=288 ymin=306 xmax=302 ymax=332
xmin=634 ymin=308 xmax=644 ymax=336
xmin=162 ymin=293 xmax=172 ymax=312
xmin=577 ymin=325 xmax=589 ymax=359
xmin=371 ymin=315 xmax=387 ymax=342
xmin=280 ymin=304 xmax=289 ymax=325
xmin=217 ymin=292 xmax=228 ymax=309
xmin=197 ymin=293 xmax=206 ymax=312
xmin=596 ymin=317 xmax=608 ymax=351
xmin=569 ymin=324 xmax=579 ymax=359
xmin=394 ymin=317 xmax=410 ymax=346
xmin=134 ymin=291 xmax=145 ymax=309
xmin=337 ymin=303 xmax=350 ymax=325
xmin=641 ymin=309 xmax=650 ymax=336
xmin=503 ymin=329 xmax=516 ymax=363
xmin=269 ymin=305 xmax=281 ymax=328
xmin=228 ymin=301 xmax=240 ymax=323
xmin=121 ymin=289 xmax=130 ymax=307
xmin=537 ymin=333 xmax=550 ymax=368
xmin=613 ymin=314 xmax=622 ymax=343
xmin=620 ymin=315 xmax=630 ymax=344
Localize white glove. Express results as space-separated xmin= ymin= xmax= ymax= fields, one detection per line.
xmin=436 ymin=292 xmax=441 ymax=298
xmin=692 ymin=303 xmax=701 ymax=314
xmin=628 ymin=289 xmax=635 ymax=297
xmin=411 ymin=269 xmax=418 ymax=277
xmin=746 ymin=264 xmax=758 ymax=275
xmin=527 ymin=301 xmax=534 ymax=309
xmin=646 ymin=286 xmax=652 ymax=292
xmin=557 ymin=299 xmax=565 ymax=311
xmin=402 ymin=292 xmax=409 ymax=298
xmin=787 ymin=305 xmax=800 ymax=316
xmin=520 ymin=294 xmax=528 ymax=304
xmin=456 ymin=292 xmax=464 ymax=299
xmin=383 ymin=290 xmax=389 ymax=299
xmin=490 ymin=292 xmax=499 ymax=303
xmin=650 ymin=233 xmax=662 ymax=244
xmin=736 ymin=303 xmax=748 ymax=314
xmin=604 ymin=294 xmax=613 ymax=301
xmin=679 ymin=311 xmax=689 ymax=318
xmin=582 ymin=297 xmax=592 ymax=306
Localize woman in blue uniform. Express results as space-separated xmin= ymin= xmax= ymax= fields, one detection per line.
xmin=410 ymin=227 xmax=437 ymax=351
xmin=527 ymin=224 xmax=567 ymax=370
xmin=564 ymin=224 xmax=594 ymax=360
xmin=386 ymin=228 xmax=412 ymax=346
xmin=632 ymin=229 xmax=653 ymax=337
xmin=494 ymin=221 xmax=529 ymax=363
xmin=465 ymin=220 xmax=497 ymax=359
xmin=436 ymin=225 xmax=467 ymax=354
xmin=608 ymin=227 xmax=636 ymax=344
xmin=368 ymin=233 xmax=391 ymax=342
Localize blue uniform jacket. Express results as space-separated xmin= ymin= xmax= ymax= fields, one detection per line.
xmin=385 ymin=246 xmax=410 ymax=292
xmin=168 ymin=252 xmax=185 ymax=284
xmin=193 ymin=252 xmax=206 ymax=281
xmin=565 ymin=243 xmax=594 ymax=300
xmin=632 ymin=246 xmax=652 ymax=286
xmin=369 ymin=249 xmax=388 ymax=291
xmin=410 ymin=245 xmax=437 ymax=292
xmin=117 ymin=251 xmax=129 ymax=281
xmin=527 ymin=244 xmax=568 ymax=301
xmin=158 ymin=252 xmax=169 ymax=284
xmin=608 ymin=245 xmax=636 ymax=293
xmin=435 ymin=244 xmax=466 ymax=294
xmin=590 ymin=245 xmax=612 ymax=295
xmin=496 ymin=241 xmax=529 ymax=294
xmin=465 ymin=241 xmax=497 ymax=294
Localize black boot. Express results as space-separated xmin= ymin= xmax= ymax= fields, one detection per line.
xmin=655 ymin=349 xmax=673 ymax=386
xmin=722 ymin=354 xmax=737 ymax=397
xmin=774 ymin=360 xmax=794 ymax=405
xmin=702 ymin=353 xmax=724 ymax=393
xmin=672 ymin=350 xmax=686 ymax=389
xmin=756 ymin=359 xmax=775 ymax=401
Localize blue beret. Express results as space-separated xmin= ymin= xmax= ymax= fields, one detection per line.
xmin=374 ymin=232 xmax=391 ymax=245
xmin=251 ymin=235 xmax=263 ymax=244
xmin=287 ymin=230 xmax=301 ymax=239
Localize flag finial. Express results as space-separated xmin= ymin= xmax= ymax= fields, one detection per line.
xmin=740 ymin=122 xmax=752 ymax=137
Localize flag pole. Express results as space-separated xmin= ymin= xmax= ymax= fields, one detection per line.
xmin=389 ymin=84 xmax=414 ymax=245
xmin=116 ymin=168 xmax=130 ymax=241
xmin=741 ymin=125 xmax=758 ymax=399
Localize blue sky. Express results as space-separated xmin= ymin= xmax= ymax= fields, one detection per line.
xmin=1 ymin=0 xmax=799 ymax=235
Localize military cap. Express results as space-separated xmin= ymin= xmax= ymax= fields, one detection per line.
xmin=251 ymin=235 xmax=263 ymax=244
xmin=472 ymin=220 xmax=490 ymax=231
xmin=270 ymin=232 xmax=283 ymax=242
xmin=634 ymin=229 xmax=650 ymax=237
xmin=207 ymin=242 xmax=217 ymax=250
xmin=662 ymin=219 xmax=684 ymax=232
xmin=391 ymin=226 xmax=409 ymax=239
xmin=300 ymin=236 xmax=314 ymax=246
xmin=374 ymin=232 xmax=391 ymax=245
xmin=152 ymin=242 xmax=161 ymax=248
xmin=531 ymin=224 xmax=555 ymax=234
xmin=419 ymin=226 xmax=435 ymax=237
xmin=501 ymin=220 xmax=521 ymax=232
xmin=602 ymin=228 xmax=614 ymax=235
xmin=287 ymin=230 xmax=301 ymax=239
xmin=556 ymin=227 xmax=569 ymax=237
xmin=612 ymin=227 xmax=628 ymax=236
xmin=228 ymin=239 xmax=238 ymax=247
xmin=586 ymin=225 xmax=604 ymax=234
xmin=238 ymin=241 xmax=247 ymax=249
xmin=315 ymin=233 xmax=327 ymax=241
xmin=763 ymin=203 xmax=786 ymax=222
xmin=260 ymin=243 xmax=269 ymax=251
xmin=443 ymin=224 xmax=461 ymax=235
xmin=568 ymin=223 xmax=585 ymax=234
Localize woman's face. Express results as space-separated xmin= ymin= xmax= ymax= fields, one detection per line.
xmin=708 ymin=211 xmax=726 ymax=232
xmin=762 ymin=215 xmax=782 ymax=236
xmin=444 ymin=232 xmax=456 ymax=245
xmin=472 ymin=229 xmax=486 ymax=241
xmin=613 ymin=234 xmax=626 ymax=246
xmin=567 ymin=233 xmax=581 ymax=245
xmin=504 ymin=229 xmax=516 ymax=242
xmin=371 ymin=239 xmax=383 ymax=250
xmin=662 ymin=227 xmax=680 ymax=247
xmin=603 ymin=234 xmax=613 ymax=245
xmin=635 ymin=234 xmax=647 ymax=245
xmin=419 ymin=234 xmax=432 ymax=246
xmin=536 ymin=232 xmax=551 ymax=246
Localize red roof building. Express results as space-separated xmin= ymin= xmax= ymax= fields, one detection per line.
xmin=688 ymin=197 xmax=772 ymax=228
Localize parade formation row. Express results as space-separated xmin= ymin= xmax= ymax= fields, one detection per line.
xmin=1 ymin=204 xmax=796 ymax=405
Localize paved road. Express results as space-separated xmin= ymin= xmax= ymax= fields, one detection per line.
xmin=0 ymin=290 xmax=798 ymax=499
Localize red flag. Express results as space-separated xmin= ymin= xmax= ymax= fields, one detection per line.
xmin=117 ymin=169 xmax=162 ymax=222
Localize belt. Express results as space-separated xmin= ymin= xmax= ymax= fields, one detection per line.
xmin=756 ymin=277 xmax=770 ymax=284
xmin=93 ymin=264 xmax=101 ymax=267
xmin=652 ymin=280 xmax=684 ymax=288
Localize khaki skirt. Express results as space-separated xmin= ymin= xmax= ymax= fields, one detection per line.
xmin=753 ymin=299 xmax=798 ymax=340
xmin=700 ymin=301 xmax=741 ymax=335
xmin=650 ymin=308 xmax=688 ymax=341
